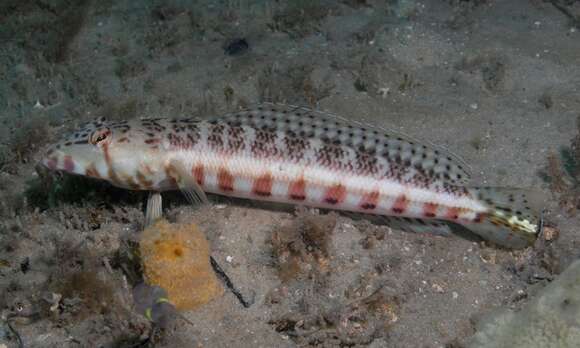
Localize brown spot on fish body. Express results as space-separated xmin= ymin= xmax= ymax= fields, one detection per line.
xmin=103 ymin=143 xmax=112 ymax=167
xmin=283 ymin=136 xmax=308 ymax=162
xmin=107 ymin=167 xmax=123 ymax=186
xmin=163 ymin=164 xmax=179 ymax=188
xmin=289 ymin=179 xmax=306 ymax=201
xmin=193 ymin=165 xmax=205 ymax=186
xmin=103 ymin=143 xmax=122 ymax=186
xmin=324 ymin=184 xmax=346 ymax=205
xmin=136 ymin=171 xmax=153 ymax=189
xmin=145 ymin=138 xmax=161 ymax=145
xmin=360 ymin=191 xmax=380 ymax=210
xmin=422 ymin=202 xmax=438 ymax=218
xmin=218 ymin=168 xmax=234 ymax=191
xmin=227 ymin=126 xmax=245 ymax=154
xmin=361 ymin=202 xmax=376 ymax=210
xmin=46 ymin=157 xmax=58 ymax=170
xmin=142 ymin=164 xmax=154 ymax=176
xmin=118 ymin=137 xmax=129 ymax=143
xmin=253 ymin=173 xmax=273 ymax=196
xmin=63 ymin=155 xmax=75 ymax=173
xmin=124 ymin=176 xmax=142 ymax=190
xmin=316 ymin=145 xmax=345 ymax=170
xmin=86 ymin=163 xmax=101 ymax=178
xmin=251 ymin=129 xmax=278 ymax=158
xmin=208 ymin=124 xmax=225 ymax=150
xmin=186 ymin=134 xmax=198 ymax=148
xmin=392 ymin=195 xmax=408 ymax=214
xmin=167 ymin=133 xmax=191 ymax=149
xmin=444 ymin=207 xmax=460 ymax=220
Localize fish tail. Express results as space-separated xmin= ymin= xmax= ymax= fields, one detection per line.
xmin=462 ymin=187 xmax=544 ymax=249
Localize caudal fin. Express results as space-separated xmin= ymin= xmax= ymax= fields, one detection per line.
xmin=462 ymin=187 xmax=544 ymax=249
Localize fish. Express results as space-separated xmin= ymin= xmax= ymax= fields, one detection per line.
xmin=38 ymin=103 xmax=543 ymax=249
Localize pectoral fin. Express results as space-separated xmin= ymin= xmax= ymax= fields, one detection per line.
xmin=168 ymin=159 xmax=209 ymax=206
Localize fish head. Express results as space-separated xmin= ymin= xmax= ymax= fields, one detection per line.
xmin=39 ymin=117 xmax=164 ymax=190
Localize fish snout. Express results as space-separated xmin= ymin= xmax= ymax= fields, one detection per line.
xmin=40 ymin=149 xmax=81 ymax=174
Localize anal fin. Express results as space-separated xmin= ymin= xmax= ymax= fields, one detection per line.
xmin=378 ymin=216 xmax=453 ymax=236
xmin=342 ymin=211 xmax=453 ymax=236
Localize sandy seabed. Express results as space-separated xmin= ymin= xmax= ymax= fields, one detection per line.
xmin=1 ymin=1 xmax=579 ymax=347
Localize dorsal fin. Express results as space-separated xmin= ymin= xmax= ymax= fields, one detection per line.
xmin=219 ymin=103 xmax=472 ymax=186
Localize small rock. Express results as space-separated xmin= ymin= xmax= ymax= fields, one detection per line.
xmin=469 ymin=260 xmax=580 ymax=347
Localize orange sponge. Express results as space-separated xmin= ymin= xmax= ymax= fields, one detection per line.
xmin=140 ymin=219 xmax=223 ymax=310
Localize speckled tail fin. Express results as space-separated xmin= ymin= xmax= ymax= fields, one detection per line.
xmin=463 ymin=187 xmax=544 ymax=249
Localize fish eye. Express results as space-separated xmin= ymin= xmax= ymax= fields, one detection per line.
xmin=90 ymin=128 xmax=111 ymax=146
